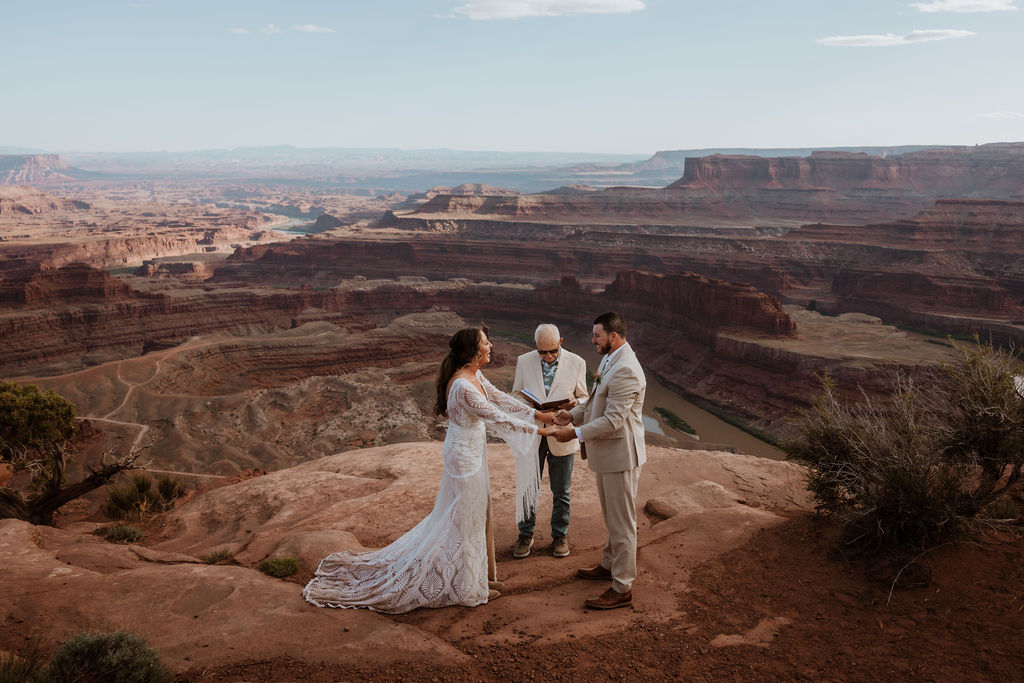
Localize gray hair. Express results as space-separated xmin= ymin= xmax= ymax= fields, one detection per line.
xmin=534 ymin=323 xmax=560 ymax=343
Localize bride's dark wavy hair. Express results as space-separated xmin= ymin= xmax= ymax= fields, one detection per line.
xmin=434 ymin=324 xmax=489 ymax=417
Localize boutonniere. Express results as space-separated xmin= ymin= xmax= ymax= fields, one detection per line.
xmin=592 ymin=373 xmax=602 ymax=388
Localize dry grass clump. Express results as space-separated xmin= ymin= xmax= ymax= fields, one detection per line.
xmin=99 ymin=524 xmax=144 ymax=543
xmin=0 ymin=643 xmax=48 ymax=683
xmin=201 ymin=549 xmax=234 ymax=565
xmin=103 ymin=473 xmax=186 ymax=521
xmin=787 ymin=340 xmax=1023 ymax=552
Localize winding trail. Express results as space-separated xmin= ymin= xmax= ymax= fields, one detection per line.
xmin=102 ymin=357 xmax=164 ymax=420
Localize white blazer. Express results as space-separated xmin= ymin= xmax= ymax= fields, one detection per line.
xmin=512 ymin=348 xmax=589 ymax=456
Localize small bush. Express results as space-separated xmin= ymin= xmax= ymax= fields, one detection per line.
xmin=654 ymin=406 xmax=697 ymax=435
xmin=101 ymin=524 xmax=143 ymax=543
xmin=0 ymin=643 xmax=48 ymax=683
xmin=981 ymin=495 xmax=1021 ymax=521
xmin=104 ymin=473 xmax=186 ymax=520
xmin=131 ymin=472 xmax=151 ymax=496
xmin=787 ymin=340 xmax=1024 ymax=552
xmin=201 ymin=549 xmax=233 ymax=565
xmin=49 ymin=630 xmax=172 ymax=683
xmin=258 ymin=556 xmax=299 ymax=578
xmin=156 ymin=474 xmax=185 ymax=501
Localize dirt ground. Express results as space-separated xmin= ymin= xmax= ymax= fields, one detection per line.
xmin=182 ymin=508 xmax=1023 ymax=682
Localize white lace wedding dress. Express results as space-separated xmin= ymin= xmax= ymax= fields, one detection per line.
xmin=303 ymin=372 xmax=541 ymax=614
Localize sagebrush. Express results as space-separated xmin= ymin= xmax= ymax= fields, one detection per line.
xmin=786 ymin=340 xmax=1024 ymax=551
xmin=48 ymin=630 xmax=172 ymax=683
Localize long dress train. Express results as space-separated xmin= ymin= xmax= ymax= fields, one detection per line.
xmin=302 ymin=372 xmax=540 ymax=614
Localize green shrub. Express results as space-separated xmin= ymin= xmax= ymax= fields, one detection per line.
xmin=0 ymin=382 xmax=139 ymax=526
xmin=101 ymin=524 xmax=143 ymax=543
xmin=0 ymin=643 xmax=48 ymax=683
xmin=49 ymin=631 xmax=172 ymax=683
xmin=258 ymin=556 xmax=299 ymax=578
xmin=156 ymin=474 xmax=185 ymax=501
xmin=654 ymin=406 xmax=697 ymax=435
xmin=201 ymin=549 xmax=233 ymax=565
xmin=787 ymin=341 xmax=1024 ymax=552
xmin=104 ymin=473 xmax=186 ymax=520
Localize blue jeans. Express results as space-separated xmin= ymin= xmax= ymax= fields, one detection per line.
xmin=518 ymin=439 xmax=574 ymax=539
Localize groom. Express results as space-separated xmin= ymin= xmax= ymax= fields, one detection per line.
xmin=552 ymin=312 xmax=646 ymax=610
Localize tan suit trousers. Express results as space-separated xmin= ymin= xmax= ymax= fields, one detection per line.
xmin=595 ymin=465 xmax=642 ymax=593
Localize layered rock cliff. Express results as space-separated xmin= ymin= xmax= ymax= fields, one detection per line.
xmin=0 ymin=262 xmax=144 ymax=308
xmin=404 ymin=143 xmax=1024 ymax=227
xmin=0 ymin=264 xmax=796 ymax=378
xmin=236 ymin=193 xmax=1024 ymax=341
xmin=0 ymin=154 xmax=82 ymax=184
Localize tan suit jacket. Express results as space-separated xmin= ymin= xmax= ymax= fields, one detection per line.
xmin=512 ymin=348 xmax=589 ymax=456
xmin=569 ymin=342 xmax=646 ymax=473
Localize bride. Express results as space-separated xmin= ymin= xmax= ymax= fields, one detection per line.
xmin=303 ymin=326 xmax=558 ymax=613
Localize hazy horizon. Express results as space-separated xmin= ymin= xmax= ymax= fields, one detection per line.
xmin=4 ymin=1 xmax=1023 ymax=154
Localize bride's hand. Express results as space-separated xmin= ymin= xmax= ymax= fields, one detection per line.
xmin=538 ymin=425 xmax=557 ymax=437
xmin=535 ymin=410 xmax=558 ymax=424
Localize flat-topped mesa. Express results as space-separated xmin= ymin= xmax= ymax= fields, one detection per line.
xmin=412 ymin=194 xmax=532 ymax=216
xmin=671 ymin=145 xmax=1024 ymax=195
xmin=0 ymin=262 xmax=143 ymax=308
xmin=0 ymin=155 xmax=81 ymax=185
xmin=672 ymin=153 xmax=903 ymax=191
xmin=398 ymin=144 xmax=1024 ymax=227
xmin=602 ymin=271 xmax=798 ymax=342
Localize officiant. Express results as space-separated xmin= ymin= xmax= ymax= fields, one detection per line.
xmin=510 ymin=323 xmax=589 ymax=559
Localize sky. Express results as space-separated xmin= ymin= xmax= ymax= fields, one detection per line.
xmin=3 ymin=0 xmax=1023 ymax=155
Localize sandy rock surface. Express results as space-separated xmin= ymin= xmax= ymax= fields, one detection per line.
xmin=1 ymin=444 xmax=809 ymax=673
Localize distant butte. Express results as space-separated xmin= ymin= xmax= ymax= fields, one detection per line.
xmin=0 ymin=154 xmax=87 ymax=185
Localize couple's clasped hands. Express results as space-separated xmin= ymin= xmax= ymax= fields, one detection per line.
xmin=536 ymin=410 xmax=577 ymax=442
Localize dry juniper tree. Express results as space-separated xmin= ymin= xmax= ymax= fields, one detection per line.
xmin=0 ymin=381 xmax=139 ymax=525
xmin=786 ymin=340 xmax=1024 ymax=552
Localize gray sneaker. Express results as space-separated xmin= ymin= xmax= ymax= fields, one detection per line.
xmin=552 ymin=536 xmax=569 ymax=558
xmin=513 ymin=535 xmax=534 ymax=558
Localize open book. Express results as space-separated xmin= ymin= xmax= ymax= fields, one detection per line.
xmin=520 ymin=387 xmax=574 ymax=411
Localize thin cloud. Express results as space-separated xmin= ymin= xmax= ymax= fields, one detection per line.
xmin=453 ymin=0 xmax=645 ymax=21
xmin=973 ymin=111 xmax=1024 ymax=119
xmin=912 ymin=0 xmax=1017 ymax=12
xmin=817 ymin=29 xmax=974 ymax=46
xmin=292 ymin=24 xmax=335 ymax=33
xmin=260 ymin=24 xmax=282 ymax=35
xmin=227 ymin=27 xmax=251 ymax=34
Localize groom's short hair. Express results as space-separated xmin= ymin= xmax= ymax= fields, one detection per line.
xmin=594 ymin=312 xmax=626 ymax=338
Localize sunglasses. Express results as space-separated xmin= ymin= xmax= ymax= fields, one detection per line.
xmin=538 ymin=347 xmax=560 ymax=356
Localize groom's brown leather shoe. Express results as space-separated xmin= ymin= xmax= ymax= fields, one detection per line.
xmin=576 ymin=564 xmax=612 ymax=580
xmin=487 ymin=589 xmax=502 ymax=601
xmin=585 ymin=587 xmax=632 ymax=610
xmin=488 ymin=580 xmax=503 ymax=591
